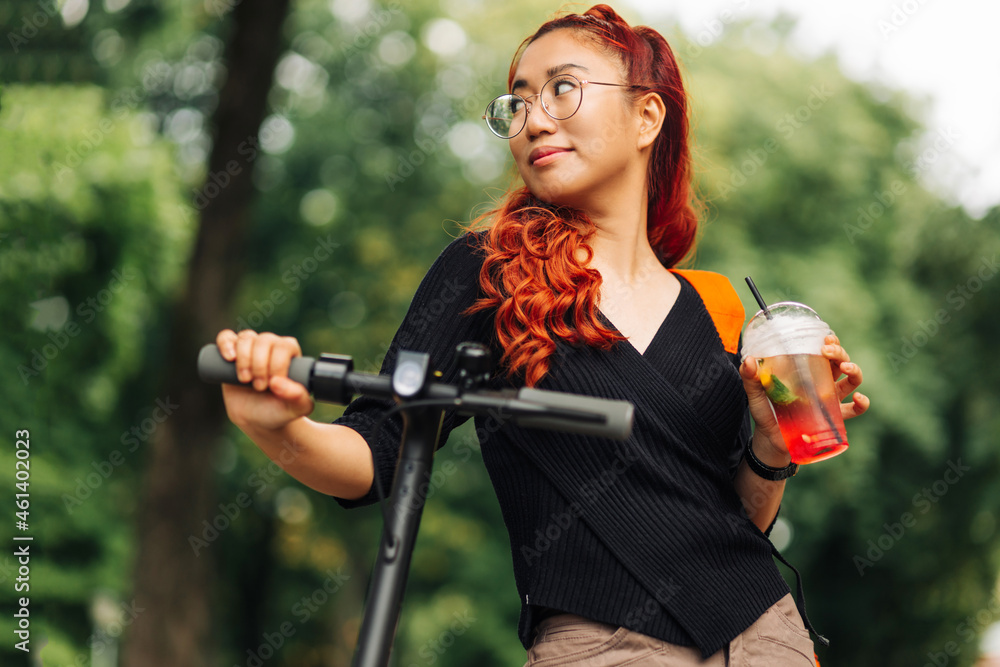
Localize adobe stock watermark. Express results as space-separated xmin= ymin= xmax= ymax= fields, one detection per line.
xmin=396 ymin=459 xmax=461 ymax=511
xmin=384 ymin=74 xmax=495 ymax=192
xmin=62 ymin=396 xmax=180 ymax=514
xmin=189 ymin=439 xmax=303 ymax=556
xmin=234 ymin=234 xmax=339 ymax=331
xmin=361 ymin=274 xmax=472 ymax=374
xmin=877 ymin=0 xmax=931 ymax=40
xmin=351 ymin=402 xmax=512 ymax=514
xmin=844 ymin=127 xmax=960 ymax=243
xmin=679 ymin=354 xmax=740 ymax=406
xmin=340 ymin=1 xmax=404 ymax=60
xmin=853 ymin=459 xmax=970 ymax=576
xmin=51 ymin=62 xmax=172 ymax=182
xmin=716 ymin=84 xmax=833 ymax=201
xmin=0 ymin=235 xmax=84 ymax=280
xmin=237 ymin=567 xmax=350 ymax=667
xmin=544 ymin=104 xmax=640 ymax=196
xmin=622 ymin=577 xmax=683 ymax=628
xmin=451 ymin=406 xmax=514 ymax=462
xmin=178 ymin=120 xmax=298 ymax=223
xmin=405 ymin=610 xmax=476 ymax=666
xmin=888 ymin=255 xmax=998 ymax=373
xmin=17 ymin=268 xmax=140 ymax=385
xmin=520 ymin=445 xmax=641 ymax=566
xmin=393 ymin=276 xmax=469 ymax=350
xmin=921 ymin=593 xmax=1000 ymax=667
xmin=598 ymin=261 xmax=661 ymax=325
xmin=682 ymin=0 xmax=752 ymax=61
xmin=7 ymin=0 xmax=59 ymax=54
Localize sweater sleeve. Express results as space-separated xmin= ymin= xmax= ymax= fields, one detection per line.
xmin=332 ymin=232 xmax=495 ymax=509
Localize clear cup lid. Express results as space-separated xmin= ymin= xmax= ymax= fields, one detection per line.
xmin=740 ymin=301 xmax=832 ymax=361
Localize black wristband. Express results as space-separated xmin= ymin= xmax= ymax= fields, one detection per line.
xmin=744 ymin=438 xmax=798 ymax=481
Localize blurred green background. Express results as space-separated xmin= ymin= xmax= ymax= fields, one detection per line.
xmin=2 ymin=1 xmax=999 ymax=666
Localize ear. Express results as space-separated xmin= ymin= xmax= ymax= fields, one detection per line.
xmin=635 ymin=92 xmax=665 ymax=151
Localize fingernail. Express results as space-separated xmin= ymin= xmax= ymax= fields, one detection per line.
xmin=843 ymin=362 xmax=855 ymax=371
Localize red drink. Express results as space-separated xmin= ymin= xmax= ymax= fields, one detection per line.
xmin=757 ymin=354 xmax=848 ymax=464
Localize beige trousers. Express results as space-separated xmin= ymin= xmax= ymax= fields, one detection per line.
xmin=523 ymin=593 xmax=816 ymax=666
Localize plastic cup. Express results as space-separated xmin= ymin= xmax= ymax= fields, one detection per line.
xmin=740 ymin=302 xmax=848 ymax=464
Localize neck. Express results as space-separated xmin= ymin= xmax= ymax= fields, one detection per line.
xmin=582 ymin=193 xmax=662 ymax=286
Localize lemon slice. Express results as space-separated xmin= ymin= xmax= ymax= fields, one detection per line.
xmin=757 ymin=360 xmax=773 ymax=390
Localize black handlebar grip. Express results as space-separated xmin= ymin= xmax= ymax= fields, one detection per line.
xmin=197 ymin=344 xmax=316 ymax=390
xmin=515 ymin=387 xmax=633 ymax=440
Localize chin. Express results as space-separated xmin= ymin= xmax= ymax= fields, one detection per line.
xmin=523 ymin=174 xmax=585 ymax=210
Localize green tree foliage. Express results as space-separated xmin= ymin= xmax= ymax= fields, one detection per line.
xmin=2 ymin=2 xmax=999 ymax=666
xmin=0 ymin=84 xmax=192 ymax=664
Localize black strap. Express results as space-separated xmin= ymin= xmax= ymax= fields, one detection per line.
xmin=770 ymin=543 xmax=830 ymax=647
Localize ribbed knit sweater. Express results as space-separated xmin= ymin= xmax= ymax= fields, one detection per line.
xmin=334 ymin=232 xmax=791 ymax=657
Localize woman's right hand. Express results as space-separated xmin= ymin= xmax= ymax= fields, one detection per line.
xmin=216 ymin=329 xmax=315 ymax=433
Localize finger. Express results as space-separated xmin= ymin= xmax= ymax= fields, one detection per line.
xmin=270 ymin=374 xmax=309 ymax=401
xmin=842 ymin=392 xmax=870 ymax=420
xmin=216 ymin=329 xmax=239 ymax=360
xmin=268 ymin=336 xmax=302 ymax=379
xmin=822 ymin=343 xmax=850 ymax=364
xmin=739 ymin=356 xmax=759 ymax=382
xmin=824 ymin=333 xmax=840 ymax=347
xmin=739 ymin=357 xmax=780 ymax=437
xmin=234 ymin=329 xmax=257 ymax=384
xmin=270 ymin=376 xmax=314 ymax=416
xmin=822 ymin=343 xmax=850 ymax=378
xmin=739 ymin=357 xmax=766 ymax=398
xmin=835 ymin=361 xmax=863 ymax=399
xmin=250 ymin=332 xmax=280 ymax=391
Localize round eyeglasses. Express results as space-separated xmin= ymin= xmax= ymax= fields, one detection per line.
xmin=482 ymin=73 xmax=647 ymax=139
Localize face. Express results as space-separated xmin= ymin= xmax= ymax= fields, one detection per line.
xmin=508 ymin=30 xmax=646 ymax=211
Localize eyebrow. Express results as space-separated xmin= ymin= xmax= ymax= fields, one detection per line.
xmin=511 ymin=63 xmax=591 ymax=93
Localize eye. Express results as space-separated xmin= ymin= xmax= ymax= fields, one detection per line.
xmin=550 ymin=76 xmax=579 ymax=98
xmin=509 ymin=97 xmax=526 ymax=115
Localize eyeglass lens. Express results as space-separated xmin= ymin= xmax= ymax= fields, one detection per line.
xmin=484 ymin=74 xmax=584 ymax=139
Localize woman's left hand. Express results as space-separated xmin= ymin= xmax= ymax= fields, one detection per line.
xmin=818 ymin=333 xmax=869 ymax=421
xmin=739 ymin=333 xmax=869 ymax=450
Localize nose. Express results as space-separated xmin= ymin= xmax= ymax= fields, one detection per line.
xmin=523 ymin=95 xmax=557 ymax=138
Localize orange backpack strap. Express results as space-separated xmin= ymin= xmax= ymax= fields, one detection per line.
xmin=670 ymin=269 xmax=745 ymax=355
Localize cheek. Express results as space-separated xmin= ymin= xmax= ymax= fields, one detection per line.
xmin=509 ymin=136 xmax=528 ymax=166
xmin=566 ymin=117 xmax=613 ymax=158
xmin=595 ymin=120 xmax=630 ymax=156
xmin=508 ymin=137 xmax=522 ymax=159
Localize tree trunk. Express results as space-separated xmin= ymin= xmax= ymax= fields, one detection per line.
xmin=122 ymin=1 xmax=291 ymax=665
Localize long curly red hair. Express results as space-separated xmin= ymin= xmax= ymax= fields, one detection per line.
xmin=466 ymin=5 xmax=699 ymax=387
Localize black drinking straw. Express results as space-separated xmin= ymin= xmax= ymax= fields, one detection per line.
xmin=744 ymin=276 xmax=772 ymax=319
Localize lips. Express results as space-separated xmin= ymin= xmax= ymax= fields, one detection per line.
xmin=529 ymin=146 xmax=571 ymax=166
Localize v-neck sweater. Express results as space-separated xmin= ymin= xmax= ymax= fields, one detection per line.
xmin=333 ymin=232 xmax=791 ymax=657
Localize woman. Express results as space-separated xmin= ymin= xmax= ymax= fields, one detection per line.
xmin=216 ymin=5 xmax=869 ymax=665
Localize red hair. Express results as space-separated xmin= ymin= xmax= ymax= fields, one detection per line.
xmin=466 ymin=4 xmax=699 ymax=387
